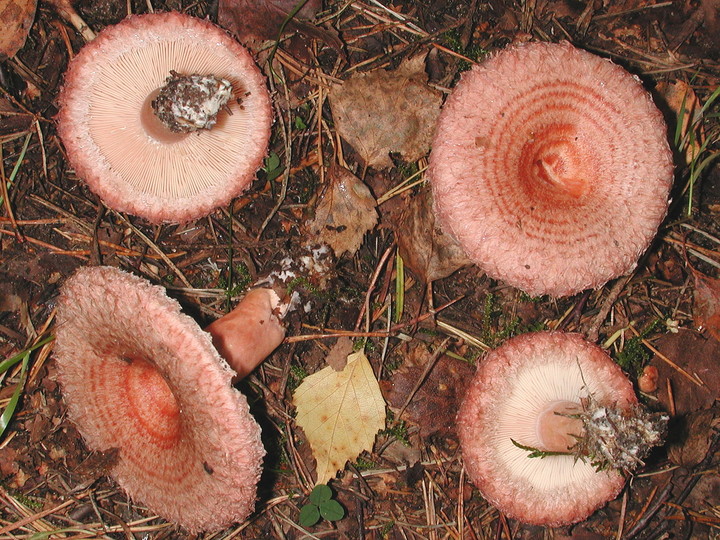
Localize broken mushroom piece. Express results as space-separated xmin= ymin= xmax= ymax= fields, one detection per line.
xmin=457 ymin=332 xmax=667 ymax=526
xmin=429 ymin=41 xmax=674 ymax=297
xmin=53 ymin=266 xmax=285 ymax=532
xmin=57 ymin=12 xmax=272 ymax=223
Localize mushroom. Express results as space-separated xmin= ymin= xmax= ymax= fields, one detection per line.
xmin=429 ymin=41 xmax=674 ymax=297
xmin=53 ymin=266 xmax=285 ymax=532
xmin=56 ymin=12 xmax=272 ymax=223
xmin=457 ymin=331 xmax=667 ymax=526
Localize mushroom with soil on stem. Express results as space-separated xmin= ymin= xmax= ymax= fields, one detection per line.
xmin=428 ymin=41 xmax=674 ymax=297
xmin=457 ymin=331 xmax=667 ymax=526
xmin=53 ymin=266 xmax=286 ymax=532
xmin=56 ymin=11 xmax=272 ymax=224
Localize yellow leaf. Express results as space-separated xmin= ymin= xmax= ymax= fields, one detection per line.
xmin=293 ymin=351 xmax=386 ymax=484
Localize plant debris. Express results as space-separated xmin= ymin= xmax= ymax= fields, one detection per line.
xmin=306 ymin=165 xmax=378 ymax=257
xmin=1 ymin=0 xmax=719 ymax=537
xmin=329 ymin=54 xmax=443 ymax=168
xmin=293 ymin=350 xmax=386 ymax=484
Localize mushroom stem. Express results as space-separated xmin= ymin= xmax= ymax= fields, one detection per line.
xmin=140 ymin=91 xmax=189 ymax=144
xmin=205 ymin=288 xmax=285 ymax=380
xmin=536 ymin=401 xmax=585 ymax=452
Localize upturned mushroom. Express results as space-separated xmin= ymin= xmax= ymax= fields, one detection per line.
xmin=429 ymin=41 xmax=674 ymax=297
xmin=457 ymin=332 xmax=667 ymax=526
xmin=56 ymin=12 xmax=272 ymax=223
xmin=53 ymin=266 xmax=285 ymax=532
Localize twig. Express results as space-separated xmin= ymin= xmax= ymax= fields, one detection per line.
xmin=288 ymin=295 xmax=463 ymax=343
xmin=256 ymin=64 xmax=292 ymax=241
xmin=115 ymin=214 xmax=192 ymax=288
xmin=0 ymin=228 xmax=88 ymax=259
xmin=47 ymin=0 xmax=97 ymax=41
xmin=627 ymin=325 xmax=703 ymax=387
xmin=355 ymin=245 xmax=395 ymax=332
xmin=397 ymin=337 xmax=452 ymax=419
xmin=584 ymin=275 xmax=632 ymax=342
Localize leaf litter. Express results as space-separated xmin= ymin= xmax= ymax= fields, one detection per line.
xmin=306 ymin=165 xmax=378 ymax=258
xmin=0 ymin=0 xmax=37 ymax=60
xmin=329 ymin=53 xmax=443 ymax=168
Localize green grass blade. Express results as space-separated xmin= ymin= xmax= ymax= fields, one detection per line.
xmin=0 ymin=350 xmax=30 ymax=437
xmin=394 ymin=250 xmax=405 ymax=323
xmin=0 ymin=335 xmax=54 ymax=374
xmin=0 ymin=131 xmax=33 ymax=207
xmin=0 ymin=335 xmax=55 ymax=439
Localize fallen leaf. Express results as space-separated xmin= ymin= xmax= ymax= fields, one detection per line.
xmin=657 ymin=80 xmax=703 ymax=166
xmin=382 ymin=343 xmax=474 ymax=438
xmin=293 ymin=351 xmax=386 ymax=484
xmin=325 ymin=337 xmax=354 ymax=372
xmin=218 ymin=0 xmax=340 ymax=50
xmin=667 ymin=408 xmax=720 ymax=467
xmin=650 ymin=329 xmax=720 ymax=416
xmin=307 ymin=165 xmax=378 ymax=257
xmin=392 ymin=188 xmax=471 ymax=282
xmin=0 ymin=0 xmax=37 ymax=61
xmin=678 ymin=466 xmax=720 ymax=519
xmin=701 ymin=0 xmax=720 ymax=45
xmin=329 ymin=54 xmax=443 ymax=168
xmin=692 ymin=269 xmax=720 ymax=342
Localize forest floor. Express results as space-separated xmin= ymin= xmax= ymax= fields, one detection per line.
xmin=1 ymin=0 xmax=720 ymax=538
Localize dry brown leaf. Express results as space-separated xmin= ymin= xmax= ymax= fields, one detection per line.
xmin=329 ymin=54 xmax=443 ymax=168
xmin=382 ymin=342 xmax=474 ymax=438
xmin=701 ymin=0 xmax=720 ymax=44
xmin=293 ymin=350 xmax=386 ymax=484
xmin=393 ymin=188 xmax=471 ymax=282
xmin=325 ymin=337 xmax=354 ymax=371
xmin=218 ymin=0 xmax=340 ymax=50
xmin=650 ymin=329 xmax=720 ymax=416
xmin=693 ymin=269 xmax=720 ymax=342
xmin=0 ymin=0 xmax=37 ymax=61
xmin=657 ymin=80 xmax=703 ymax=166
xmin=307 ymin=165 xmax=378 ymax=257
xmin=667 ymin=408 xmax=720 ymax=467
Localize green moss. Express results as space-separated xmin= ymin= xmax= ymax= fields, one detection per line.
xmin=615 ymin=320 xmax=660 ymax=378
xmin=478 ymin=293 xmax=547 ymax=348
xmin=218 ymin=262 xmax=252 ymax=299
xmin=353 ymin=456 xmax=377 ymax=470
xmin=287 ymin=364 xmax=309 ymax=392
xmin=441 ymin=29 xmax=488 ymax=71
xmin=381 ymin=416 xmax=411 ymax=447
xmin=380 ymin=520 xmax=396 ymax=537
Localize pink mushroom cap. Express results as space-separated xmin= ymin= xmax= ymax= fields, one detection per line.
xmin=457 ymin=331 xmax=637 ymax=526
xmin=429 ymin=41 xmax=674 ymax=297
xmin=54 ymin=266 xmax=284 ymax=532
xmin=56 ymin=12 xmax=272 ymax=223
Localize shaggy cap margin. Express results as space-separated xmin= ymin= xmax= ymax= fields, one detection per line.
xmin=457 ymin=331 xmax=637 ymax=526
xmin=57 ymin=12 xmax=272 ymax=223
xmin=429 ymin=41 xmax=674 ymax=297
xmin=54 ymin=266 xmax=265 ymax=532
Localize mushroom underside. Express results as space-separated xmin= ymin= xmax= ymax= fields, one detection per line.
xmin=457 ymin=332 xmax=638 ymax=526
xmin=57 ymin=12 xmax=272 ymax=223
